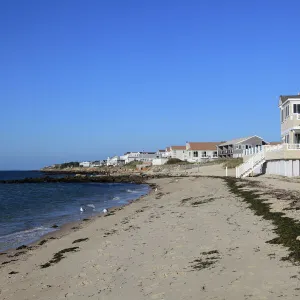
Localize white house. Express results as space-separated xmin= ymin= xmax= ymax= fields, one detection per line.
xmin=155 ymin=149 xmax=166 ymax=158
xmin=90 ymin=160 xmax=105 ymax=167
xmin=79 ymin=161 xmax=91 ymax=167
xmin=107 ymin=156 xmax=125 ymax=166
xmin=164 ymin=147 xmax=172 ymax=158
xmin=170 ymin=146 xmax=187 ymax=161
xmin=186 ymin=142 xmax=219 ymax=163
xmin=121 ymin=152 xmax=157 ymax=164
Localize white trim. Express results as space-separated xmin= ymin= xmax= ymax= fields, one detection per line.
xmin=281 ymin=126 xmax=300 ymax=136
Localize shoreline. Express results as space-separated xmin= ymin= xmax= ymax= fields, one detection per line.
xmin=2 ymin=175 xmax=300 ymax=299
xmin=0 ymin=181 xmax=155 ymax=257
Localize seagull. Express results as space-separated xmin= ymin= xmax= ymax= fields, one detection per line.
xmin=103 ymin=208 xmax=108 ymax=214
xmin=155 ymin=188 xmax=158 ymax=192
xmin=80 ymin=207 xmax=84 ymax=213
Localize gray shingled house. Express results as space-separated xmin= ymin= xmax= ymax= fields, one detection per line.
xmin=217 ymin=136 xmax=268 ymax=158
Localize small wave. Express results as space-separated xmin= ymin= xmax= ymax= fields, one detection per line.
xmin=113 ymin=196 xmax=120 ymax=201
xmin=86 ymin=204 xmax=95 ymax=209
xmin=0 ymin=226 xmax=53 ymax=251
xmin=126 ymin=189 xmax=138 ymax=193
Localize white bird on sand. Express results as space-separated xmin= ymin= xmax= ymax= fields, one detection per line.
xmin=103 ymin=208 xmax=108 ymax=214
xmin=155 ymin=188 xmax=158 ymax=192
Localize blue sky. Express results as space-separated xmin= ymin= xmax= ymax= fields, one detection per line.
xmin=1 ymin=0 xmax=300 ymax=170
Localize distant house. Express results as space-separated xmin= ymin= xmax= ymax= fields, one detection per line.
xmin=155 ymin=149 xmax=166 ymax=158
xmin=170 ymin=146 xmax=186 ymax=161
xmin=79 ymin=161 xmax=91 ymax=167
xmin=107 ymin=156 xmax=125 ymax=166
xmin=186 ymin=142 xmax=219 ymax=163
xmin=164 ymin=147 xmax=172 ymax=158
xmin=218 ymin=136 xmax=268 ymax=158
xmin=90 ymin=160 xmax=105 ymax=167
xmin=121 ymin=152 xmax=157 ymax=164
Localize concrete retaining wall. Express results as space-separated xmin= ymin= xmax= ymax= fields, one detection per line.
xmin=264 ymin=160 xmax=300 ymax=177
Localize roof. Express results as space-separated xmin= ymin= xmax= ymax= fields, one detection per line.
xmin=218 ymin=136 xmax=264 ymax=146
xmin=280 ymin=95 xmax=300 ymax=105
xmin=170 ymin=146 xmax=186 ymax=150
xmin=268 ymin=141 xmax=282 ymax=145
xmin=187 ymin=142 xmax=220 ymax=151
xmin=158 ymin=149 xmax=165 ymax=152
xmin=140 ymin=152 xmax=156 ymax=154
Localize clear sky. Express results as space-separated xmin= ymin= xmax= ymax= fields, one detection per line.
xmin=1 ymin=0 xmax=300 ymax=170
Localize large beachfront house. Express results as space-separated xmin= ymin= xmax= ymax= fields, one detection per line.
xmin=218 ymin=136 xmax=268 ymax=158
xmin=235 ymin=93 xmax=300 ymax=178
xmin=279 ymin=94 xmax=300 ymax=144
xmin=186 ymin=142 xmax=219 ymax=163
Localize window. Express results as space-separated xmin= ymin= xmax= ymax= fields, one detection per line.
xmin=294 ymin=104 xmax=300 ymax=114
xmin=284 ymin=135 xmax=289 ymax=143
xmin=189 ymin=152 xmax=191 ymax=157
xmin=193 ymin=151 xmax=198 ymax=157
xmin=202 ymin=151 xmax=207 ymax=157
xmin=281 ymin=104 xmax=291 ymax=122
xmin=213 ymin=151 xmax=218 ymax=157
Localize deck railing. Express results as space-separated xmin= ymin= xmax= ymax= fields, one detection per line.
xmin=287 ymin=144 xmax=300 ymax=150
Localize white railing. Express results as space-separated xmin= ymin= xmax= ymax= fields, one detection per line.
xmin=236 ymin=150 xmax=266 ymax=178
xmin=243 ymin=146 xmax=263 ymax=156
xmin=287 ymin=144 xmax=300 ymax=150
xmin=264 ymin=144 xmax=284 ymax=152
xmin=243 ymin=144 xmax=284 ymax=156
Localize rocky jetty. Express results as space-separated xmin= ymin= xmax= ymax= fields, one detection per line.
xmin=0 ymin=174 xmax=166 ymax=185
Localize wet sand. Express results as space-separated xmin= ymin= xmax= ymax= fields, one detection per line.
xmin=1 ymin=176 xmax=300 ymax=299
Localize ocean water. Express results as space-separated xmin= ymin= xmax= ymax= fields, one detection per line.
xmin=0 ymin=171 xmax=149 ymax=252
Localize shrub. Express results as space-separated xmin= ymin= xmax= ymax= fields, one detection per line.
xmin=165 ymin=158 xmax=190 ymax=165
xmin=222 ymin=158 xmax=243 ymax=169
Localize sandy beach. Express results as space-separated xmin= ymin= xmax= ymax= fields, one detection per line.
xmin=1 ymin=174 xmax=300 ymax=299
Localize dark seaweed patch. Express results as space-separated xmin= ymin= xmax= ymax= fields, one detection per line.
xmin=72 ymin=238 xmax=89 ymax=244
xmin=8 ymin=271 xmax=18 ymax=275
xmin=40 ymin=247 xmax=79 ymax=268
xmin=104 ymin=212 xmax=115 ymax=217
xmin=181 ymin=197 xmax=193 ymax=204
xmin=7 ymin=251 xmax=26 ymax=258
xmin=103 ymin=229 xmax=117 ymax=237
xmin=2 ymin=259 xmax=18 ymax=265
xmin=201 ymin=250 xmax=219 ymax=255
xmin=16 ymin=245 xmax=28 ymax=250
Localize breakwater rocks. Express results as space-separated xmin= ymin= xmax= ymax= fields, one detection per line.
xmin=0 ymin=174 xmax=166 ymax=185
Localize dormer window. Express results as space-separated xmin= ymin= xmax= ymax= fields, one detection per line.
xmin=293 ymin=104 xmax=300 ymax=114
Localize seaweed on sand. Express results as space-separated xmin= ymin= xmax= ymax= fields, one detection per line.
xmin=72 ymin=238 xmax=89 ymax=244
xmin=224 ymin=177 xmax=300 ymax=263
xmin=40 ymin=247 xmax=79 ymax=268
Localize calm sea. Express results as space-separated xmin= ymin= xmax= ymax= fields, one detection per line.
xmin=0 ymin=171 xmax=149 ymax=252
